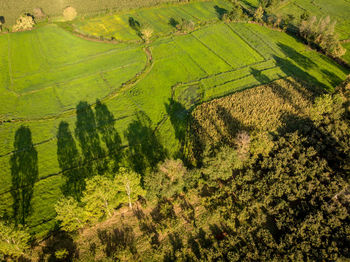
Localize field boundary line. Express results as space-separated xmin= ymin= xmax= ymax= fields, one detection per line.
xmin=1 ymin=47 xmax=150 ymax=124
xmin=52 ymin=84 xmax=65 ymax=109
xmin=177 ymin=6 xmax=202 ymax=21
xmin=227 ymin=23 xmax=268 ymax=60
xmin=7 ymin=34 xmax=13 ymax=86
xmin=171 ymin=59 xmax=274 ymax=89
xmin=18 ymin=61 xmax=141 ymax=96
xmin=191 ymin=33 xmax=233 ymax=68
xmin=206 ymin=65 xmax=279 ymax=90
xmin=173 ymin=38 xmax=208 ymax=75
xmin=12 ymin=46 xmax=138 ymax=81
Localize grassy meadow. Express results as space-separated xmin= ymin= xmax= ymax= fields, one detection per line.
xmin=0 ymin=1 xmax=349 ymax=237
xmin=73 ymin=0 xmax=232 ymax=41
xmin=0 ymin=0 xmax=178 ymax=27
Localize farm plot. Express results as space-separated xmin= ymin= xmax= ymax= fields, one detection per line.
xmin=74 ymin=0 xmax=232 ymax=41
xmin=0 ymin=21 xmax=348 ymax=236
xmin=0 ymin=24 xmax=146 ymax=119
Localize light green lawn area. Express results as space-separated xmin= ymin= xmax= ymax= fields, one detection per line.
xmin=0 ymin=24 xmax=146 ymax=119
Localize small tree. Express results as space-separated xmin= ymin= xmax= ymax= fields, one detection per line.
xmin=115 ymin=168 xmax=145 ymax=209
xmin=141 ymin=27 xmax=153 ymax=43
xmin=63 ymin=6 xmax=77 ymax=21
xmin=145 ymin=159 xmax=186 ymax=199
xmin=33 ymin=8 xmax=46 ymax=20
xmin=82 ymin=175 xmax=122 ymax=221
xmin=55 ymin=197 xmax=87 ymax=232
xmin=12 ymin=14 xmax=35 ymax=32
xmin=254 ymin=6 xmax=264 ymax=22
xmin=0 ymin=221 xmax=30 ymax=259
xmin=235 ymin=131 xmax=251 ymax=160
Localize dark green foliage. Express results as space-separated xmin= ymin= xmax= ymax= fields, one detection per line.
xmin=57 ymin=121 xmax=84 ymax=200
xmin=124 ymin=111 xmax=167 ymax=176
xmin=10 ymin=126 xmax=38 ymax=225
xmin=144 ymin=159 xmax=186 ymax=199
xmin=95 ymin=99 xmax=123 ymax=172
xmin=75 ymin=101 xmax=106 ymax=176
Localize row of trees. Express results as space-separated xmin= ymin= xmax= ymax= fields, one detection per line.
xmin=55 ymin=168 xmax=144 ymax=232
xmin=300 ymin=15 xmax=346 ymax=57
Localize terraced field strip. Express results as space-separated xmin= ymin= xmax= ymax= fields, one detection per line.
xmin=229 ymin=23 xmax=283 ymax=59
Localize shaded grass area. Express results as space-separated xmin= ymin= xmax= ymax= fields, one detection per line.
xmin=0 ymin=20 xmax=348 ymax=236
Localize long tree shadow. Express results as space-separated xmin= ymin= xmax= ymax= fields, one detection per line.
xmin=165 ymin=98 xmax=188 ymax=157
xmin=38 ymin=231 xmax=78 ymax=262
xmin=97 ymin=225 xmax=136 ymax=258
xmin=214 ymin=5 xmax=228 ymax=20
xmin=215 ymin=105 xmax=253 ymax=145
xmin=277 ymin=43 xmax=316 ymax=70
xmin=321 ymin=69 xmax=343 ymax=87
xmin=251 ymin=68 xmax=270 ymax=84
xmin=278 ymin=113 xmax=347 ymax=172
xmin=128 ymin=16 xmax=141 ymax=37
xmin=10 ymin=126 xmax=38 ymax=225
xmin=168 ymin=18 xmax=179 ymax=28
xmin=75 ymin=101 xmax=107 ymax=177
xmin=95 ymin=99 xmax=123 ymax=172
xmin=133 ymin=206 xmax=159 ymax=247
xmin=124 ymin=111 xmax=167 ymax=177
xmin=57 ymin=121 xmax=84 ymax=200
xmin=273 ymin=55 xmax=326 ymax=89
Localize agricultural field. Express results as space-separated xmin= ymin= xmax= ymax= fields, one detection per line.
xmin=0 ymin=1 xmax=349 ymax=238
xmin=73 ymin=0 xmax=233 ymax=41
xmin=0 ymin=0 xmax=178 ymax=27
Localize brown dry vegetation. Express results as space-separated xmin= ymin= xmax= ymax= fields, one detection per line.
xmin=190 ymin=77 xmax=325 ymax=148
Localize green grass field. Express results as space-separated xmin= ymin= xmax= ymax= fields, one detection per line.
xmin=0 ymin=0 xmax=178 ymax=27
xmin=0 ymin=1 xmax=349 ymax=237
xmin=74 ymin=0 xmax=232 ymax=41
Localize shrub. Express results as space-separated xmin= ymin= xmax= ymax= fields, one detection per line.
xmin=63 ymin=6 xmax=77 ymax=21
xmin=141 ymin=27 xmax=153 ymax=43
xmin=33 ymin=8 xmax=46 ymax=20
xmin=12 ymin=14 xmax=35 ymax=32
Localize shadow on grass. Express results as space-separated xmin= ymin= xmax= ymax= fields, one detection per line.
xmin=124 ymin=111 xmax=167 ymax=178
xmin=128 ymin=16 xmax=141 ymax=37
xmin=75 ymin=101 xmax=107 ymax=177
xmin=321 ymin=69 xmax=343 ymax=87
xmin=57 ymin=121 xmax=84 ymax=200
xmin=57 ymin=100 xmax=124 ymax=198
xmin=273 ymin=55 xmax=327 ymax=90
xmin=10 ymin=126 xmax=38 ymax=225
xmin=214 ymin=5 xmax=228 ymax=20
xmin=277 ymin=43 xmax=316 ymax=70
xmin=95 ymin=99 xmax=123 ymax=172
xmin=169 ymin=18 xmax=179 ymax=28
xmin=250 ymin=68 xmax=270 ymax=84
